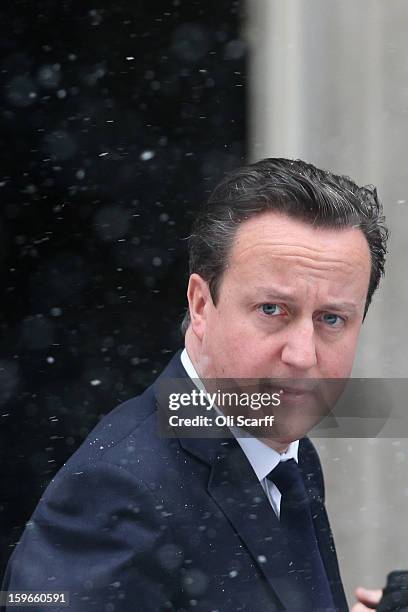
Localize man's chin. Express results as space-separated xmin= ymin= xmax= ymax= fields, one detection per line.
xmin=259 ymin=424 xmax=314 ymax=444
xmin=259 ymin=435 xmax=299 ymax=453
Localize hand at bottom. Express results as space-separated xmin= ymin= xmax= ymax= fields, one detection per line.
xmin=351 ymin=586 xmax=383 ymax=611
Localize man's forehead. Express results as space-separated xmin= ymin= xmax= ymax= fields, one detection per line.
xmin=221 ymin=211 xmax=371 ymax=309
xmin=229 ymin=211 xmax=371 ymax=264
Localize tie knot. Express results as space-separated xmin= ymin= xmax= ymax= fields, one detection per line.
xmin=268 ymin=459 xmax=307 ymax=502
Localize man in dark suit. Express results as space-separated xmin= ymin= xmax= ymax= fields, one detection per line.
xmin=2 ymin=158 xmax=388 ymax=611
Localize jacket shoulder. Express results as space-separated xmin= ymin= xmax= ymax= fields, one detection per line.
xmin=59 ymin=384 xmax=161 ymax=474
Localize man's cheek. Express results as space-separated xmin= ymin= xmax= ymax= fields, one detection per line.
xmin=326 ymin=350 xmax=354 ymax=378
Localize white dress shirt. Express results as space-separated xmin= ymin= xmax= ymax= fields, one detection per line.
xmin=180 ymin=348 xmax=299 ymax=518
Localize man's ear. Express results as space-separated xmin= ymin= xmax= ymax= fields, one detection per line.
xmin=186 ymin=273 xmax=213 ymax=341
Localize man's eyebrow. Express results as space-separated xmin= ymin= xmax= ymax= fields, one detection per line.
xmin=320 ymin=302 xmax=358 ymax=314
xmin=251 ymin=286 xmax=359 ymax=313
xmin=252 ymin=286 xmax=297 ymax=301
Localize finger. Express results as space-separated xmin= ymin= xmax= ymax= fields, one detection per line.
xmin=355 ymin=586 xmax=383 ymax=607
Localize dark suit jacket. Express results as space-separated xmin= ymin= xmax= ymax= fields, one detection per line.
xmin=2 ymin=351 xmax=348 ymax=611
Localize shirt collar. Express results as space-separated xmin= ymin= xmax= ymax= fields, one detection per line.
xmin=180 ymin=348 xmax=299 ymax=480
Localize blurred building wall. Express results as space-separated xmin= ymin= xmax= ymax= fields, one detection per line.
xmin=246 ymin=0 xmax=408 ymax=605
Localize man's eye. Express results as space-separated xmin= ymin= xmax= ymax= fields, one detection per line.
xmin=261 ymin=304 xmax=284 ymax=316
xmin=321 ymin=313 xmax=345 ymax=327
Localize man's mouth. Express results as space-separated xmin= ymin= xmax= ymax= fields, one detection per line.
xmin=279 ymin=385 xmax=315 ymax=395
xmin=265 ymin=381 xmax=318 ymax=396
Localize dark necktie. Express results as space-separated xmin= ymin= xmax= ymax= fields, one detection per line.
xmin=268 ymin=459 xmax=336 ymax=612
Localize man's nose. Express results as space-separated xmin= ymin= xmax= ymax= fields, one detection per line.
xmin=280 ymin=319 xmax=317 ymax=371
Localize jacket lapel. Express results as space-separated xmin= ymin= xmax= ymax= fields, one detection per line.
xmin=179 ymin=435 xmax=313 ymax=611
xmin=299 ymin=439 xmax=348 ymax=611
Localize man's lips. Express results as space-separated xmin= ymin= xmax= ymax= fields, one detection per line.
xmin=280 ymin=385 xmax=315 ymax=395
xmin=265 ymin=382 xmax=319 ymax=395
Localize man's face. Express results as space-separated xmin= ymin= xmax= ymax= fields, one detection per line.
xmin=189 ymin=211 xmax=371 ymax=383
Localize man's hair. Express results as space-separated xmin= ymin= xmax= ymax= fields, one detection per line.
xmin=181 ymin=157 xmax=388 ymax=334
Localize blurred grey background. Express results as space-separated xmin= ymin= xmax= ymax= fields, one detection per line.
xmin=247 ymin=0 xmax=408 ymax=606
